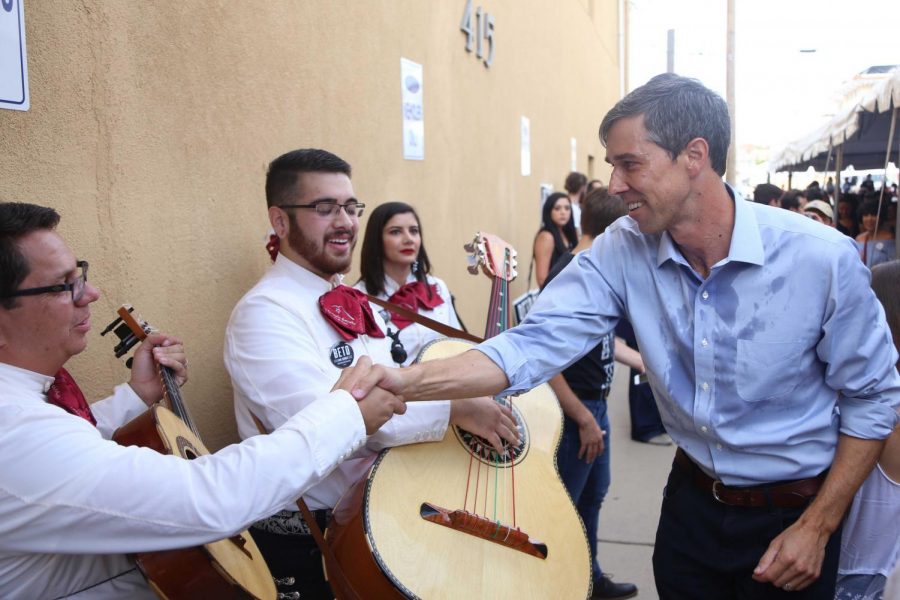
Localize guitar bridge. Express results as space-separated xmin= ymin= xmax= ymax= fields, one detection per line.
xmin=419 ymin=502 xmax=547 ymax=560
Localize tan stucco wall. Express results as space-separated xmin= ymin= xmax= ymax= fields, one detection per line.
xmin=0 ymin=1 xmax=621 ymax=450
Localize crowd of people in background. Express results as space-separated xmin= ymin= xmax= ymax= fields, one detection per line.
xmin=752 ymin=176 xmax=898 ymax=269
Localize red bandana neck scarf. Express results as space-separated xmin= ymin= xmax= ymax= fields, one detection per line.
xmin=46 ymin=367 xmax=97 ymax=426
xmin=387 ymin=281 xmax=444 ymax=330
xmin=319 ymin=285 xmax=385 ymax=341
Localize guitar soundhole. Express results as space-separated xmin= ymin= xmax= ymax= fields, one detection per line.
xmin=176 ymin=436 xmax=200 ymax=460
xmin=454 ymin=397 xmax=527 ymax=467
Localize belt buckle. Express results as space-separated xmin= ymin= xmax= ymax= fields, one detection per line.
xmin=711 ymin=480 xmax=728 ymax=504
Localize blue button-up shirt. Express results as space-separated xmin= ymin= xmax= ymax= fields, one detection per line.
xmin=479 ymin=189 xmax=900 ymax=485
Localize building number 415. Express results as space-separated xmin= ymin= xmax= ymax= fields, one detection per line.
xmin=460 ymin=0 xmax=495 ymax=68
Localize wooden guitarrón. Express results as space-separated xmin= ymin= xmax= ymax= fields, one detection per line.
xmin=325 ymin=234 xmax=592 ymax=599
xmin=103 ymin=306 xmax=276 ymax=600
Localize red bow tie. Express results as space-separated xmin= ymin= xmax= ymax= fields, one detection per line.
xmin=387 ymin=281 xmax=444 ymax=330
xmin=319 ymin=285 xmax=385 ymax=341
xmin=46 ymin=367 xmax=97 ymax=426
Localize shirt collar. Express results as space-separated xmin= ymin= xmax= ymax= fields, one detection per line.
xmin=657 ymin=183 xmax=765 ymax=269
xmin=0 ymin=361 xmax=56 ymax=400
xmin=273 ymin=253 xmax=345 ymax=292
xmin=383 ymin=273 xmax=417 ymax=296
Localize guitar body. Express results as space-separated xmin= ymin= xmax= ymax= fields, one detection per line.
xmin=113 ymin=405 xmax=276 ymax=600
xmin=326 ymin=339 xmax=592 ymax=599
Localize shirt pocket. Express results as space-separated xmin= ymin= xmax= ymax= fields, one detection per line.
xmin=735 ymin=339 xmax=806 ymax=402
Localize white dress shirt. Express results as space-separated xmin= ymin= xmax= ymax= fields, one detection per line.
xmin=354 ymin=273 xmax=462 ymax=366
xmin=225 ymin=255 xmax=451 ymax=511
xmin=0 ymin=361 xmax=366 ymax=599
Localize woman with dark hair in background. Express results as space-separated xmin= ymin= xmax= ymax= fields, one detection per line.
xmin=856 ymin=196 xmax=895 ymax=268
xmin=532 ymin=191 xmax=578 ymax=287
xmin=836 ymin=194 xmax=860 ymax=238
xmin=355 ymin=202 xmax=462 ymax=366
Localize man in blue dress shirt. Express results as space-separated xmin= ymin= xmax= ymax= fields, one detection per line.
xmin=352 ymin=74 xmax=900 ymax=599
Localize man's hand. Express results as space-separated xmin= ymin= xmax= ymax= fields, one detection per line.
xmin=753 ymin=434 xmax=885 ymax=592
xmin=128 ymin=333 xmax=188 ymax=407
xmin=576 ymin=415 xmax=605 ymax=463
xmin=449 ymin=396 xmax=518 ymax=453
xmin=350 ymin=361 xmax=411 ymax=402
xmin=333 ymin=357 xmax=407 ymax=434
xmin=752 ymin=518 xmax=829 ymax=591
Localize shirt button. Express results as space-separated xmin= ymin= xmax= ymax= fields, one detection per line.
xmin=716 ymin=443 xmax=723 ymax=450
xmin=702 ymin=291 xmax=709 ymax=300
xmin=701 ymin=338 xmax=709 ymax=347
xmin=701 ymin=425 xmax=708 ymax=433
xmin=701 ymin=382 xmax=710 ymax=391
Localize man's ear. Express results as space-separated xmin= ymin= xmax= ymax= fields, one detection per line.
xmin=268 ymin=206 xmax=289 ymax=238
xmin=683 ymin=137 xmax=710 ymax=175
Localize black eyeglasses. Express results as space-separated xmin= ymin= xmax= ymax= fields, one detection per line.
xmin=2 ymin=260 xmax=89 ymax=303
xmin=279 ymin=201 xmax=366 ymax=218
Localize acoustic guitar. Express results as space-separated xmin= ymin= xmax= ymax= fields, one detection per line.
xmin=325 ymin=234 xmax=592 ymax=599
xmin=103 ymin=306 xmax=276 ymax=600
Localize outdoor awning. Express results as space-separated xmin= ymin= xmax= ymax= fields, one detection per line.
xmin=770 ymin=71 xmax=900 ymax=172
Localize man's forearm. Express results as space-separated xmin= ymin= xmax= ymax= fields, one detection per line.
xmin=404 ymin=349 xmax=509 ymax=401
xmin=798 ymin=433 xmax=885 ymax=534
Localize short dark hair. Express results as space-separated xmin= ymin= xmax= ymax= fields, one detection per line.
xmin=580 ymin=187 xmax=626 ymax=237
xmin=780 ymin=190 xmax=802 ymax=211
xmin=599 ymin=73 xmax=731 ymax=176
xmin=753 ymin=183 xmax=782 ymax=205
xmin=805 ymin=187 xmax=825 ymax=201
xmin=265 ymin=148 xmax=352 ymax=208
xmin=564 ymin=172 xmax=587 ymax=195
xmin=859 ymin=196 xmax=889 ymax=220
xmin=0 ymin=203 xmax=61 ymax=309
xmin=357 ymin=202 xmax=432 ymax=297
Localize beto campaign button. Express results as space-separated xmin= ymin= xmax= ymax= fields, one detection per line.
xmin=330 ymin=341 xmax=354 ymax=369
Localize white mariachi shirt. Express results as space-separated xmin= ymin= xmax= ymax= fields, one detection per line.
xmin=354 ymin=273 xmax=462 ymax=367
xmin=225 ymin=255 xmax=451 ymax=511
xmin=0 ymin=361 xmax=366 ymax=599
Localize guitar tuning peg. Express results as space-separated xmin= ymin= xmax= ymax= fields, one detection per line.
xmin=463 ymin=241 xmax=475 ymax=253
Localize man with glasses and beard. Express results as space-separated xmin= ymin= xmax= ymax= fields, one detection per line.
xmin=224 ymin=148 xmax=517 ymax=598
xmin=0 ymin=201 xmax=407 ymax=599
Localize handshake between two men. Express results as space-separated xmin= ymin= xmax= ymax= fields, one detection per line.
xmin=336 ymin=352 xmax=519 ymax=452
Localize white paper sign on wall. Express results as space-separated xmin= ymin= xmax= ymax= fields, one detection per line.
xmin=401 ymin=58 xmax=424 ymax=161
xmin=0 ymin=0 xmax=29 ymax=112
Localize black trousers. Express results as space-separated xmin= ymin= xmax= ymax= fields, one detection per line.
xmin=652 ymin=461 xmax=841 ymax=599
xmin=252 ymin=527 xmax=334 ymax=599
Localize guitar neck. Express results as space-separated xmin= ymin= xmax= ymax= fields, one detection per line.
xmin=483 ymin=248 xmax=513 ymax=340
xmin=483 ymin=275 xmax=511 ymax=339
xmin=159 ymin=364 xmax=199 ymax=436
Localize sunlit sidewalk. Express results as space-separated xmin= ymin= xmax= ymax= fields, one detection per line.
xmin=596 ymin=367 xmax=675 ymax=600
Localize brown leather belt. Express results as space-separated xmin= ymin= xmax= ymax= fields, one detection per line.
xmin=674 ymin=448 xmax=825 ymax=509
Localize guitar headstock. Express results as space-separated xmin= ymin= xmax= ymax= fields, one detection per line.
xmin=101 ymin=305 xmax=157 ymax=361
xmin=464 ymin=232 xmax=518 ymax=282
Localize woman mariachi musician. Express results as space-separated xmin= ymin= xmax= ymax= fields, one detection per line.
xmin=355 ymin=202 xmax=463 ymax=366
xmin=532 ymin=192 xmax=578 ymax=288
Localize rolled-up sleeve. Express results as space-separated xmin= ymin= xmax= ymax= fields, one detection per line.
xmin=477 ymin=242 xmax=625 ymax=395
xmin=818 ymin=245 xmax=900 ymax=438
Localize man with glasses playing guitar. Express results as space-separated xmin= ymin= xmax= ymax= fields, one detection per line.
xmin=0 ymin=201 xmax=407 ymax=599
xmin=225 ymin=148 xmax=517 ymax=598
